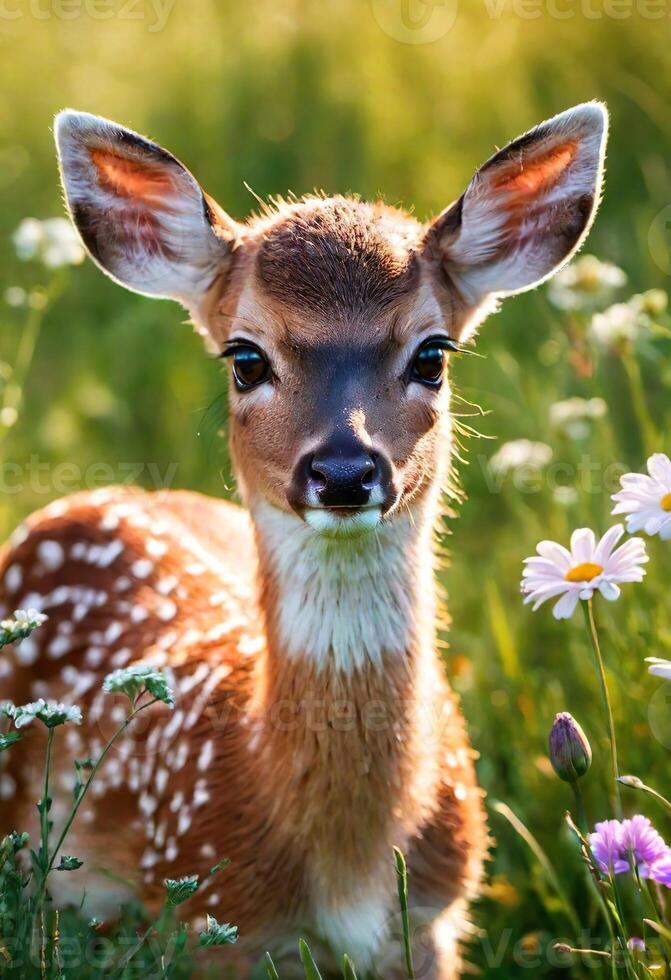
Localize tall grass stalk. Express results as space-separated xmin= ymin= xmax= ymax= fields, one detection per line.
xmin=584 ymin=600 xmax=622 ymax=819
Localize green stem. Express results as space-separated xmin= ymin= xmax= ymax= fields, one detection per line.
xmin=493 ymin=802 xmax=581 ymax=936
xmin=117 ymin=914 xmax=160 ymax=975
xmin=37 ymin=728 xmax=54 ymax=979
xmin=39 ymin=729 xmax=54 ymax=870
xmin=584 ymin=600 xmax=622 ymax=819
xmin=571 ymin=781 xmax=588 ymax=835
xmin=0 ymin=274 xmax=65 ymax=453
xmin=35 ymin=697 xmax=159 ymax=909
xmin=621 ymin=352 xmax=656 ymax=459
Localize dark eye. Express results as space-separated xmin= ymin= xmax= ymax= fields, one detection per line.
xmin=411 ymin=341 xmax=446 ymax=387
xmin=230 ymin=347 xmax=271 ymax=390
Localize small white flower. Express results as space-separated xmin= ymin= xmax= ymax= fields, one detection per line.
xmin=4 ymin=286 xmax=27 ymax=308
xmin=12 ymin=217 xmax=85 ymax=268
xmin=13 ymin=218 xmax=44 ymax=261
xmin=589 ymin=302 xmax=640 ymax=350
xmin=4 ymin=698 xmax=82 ymax=729
xmin=521 ymin=525 xmax=648 ymax=620
xmin=489 ymin=439 xmax=552 ymax=477
xmin=547 ymin=255 xmax=626 ymax=311
xmin=549 ymin=397 xmax=607 ymax=440
xmin=0 ymin=609 xmax=47 ymax=648
xmin=103 ymin=664 xmax=174 ymax=707
xmin=612 ymin=453 xmax=671 ymax=540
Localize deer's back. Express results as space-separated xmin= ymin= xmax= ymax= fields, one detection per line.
xmin=0 ymin=488 xmax=299 ymax=937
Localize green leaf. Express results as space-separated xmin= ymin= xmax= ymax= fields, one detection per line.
xmin=57 ymin=855 xmax=83 ymax=871
xmin=165 ymin=874 xmax=199 ymax=907
xmin=342 ymin=953 xmax=358 ymax=979
xmin=208 ymin=857 xmax=230 ymax=876
xmin=264 ymin=952 xmax=280 ymax=979
xmin=298 ymin=939 xmax=323 ymax=979
xmin=0 ymin=731 xmax=22 ymax=753
xmin=197 ymin=914 xmax=238 ymax=947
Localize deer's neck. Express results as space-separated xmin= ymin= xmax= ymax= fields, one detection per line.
xmin=251 ymin=498 xmax=438 ymax=677
xmin=247 ymin=498 xmax=447 ymax=893
xmin=254 ymin=505 xmax=435 ymax=681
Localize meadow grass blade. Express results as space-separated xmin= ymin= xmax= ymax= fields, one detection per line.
xmin=342 ymin=953 xmax=358 ymax=979
xmin=298 ymin=939 xmax=323 ymax=979
xmin=393 ymin=847 xmax=415 ymax=980
xmin=493 ymin=802 xmax=581 ymax=936
xmin=264 ymin=952 xmax=280 ymax=979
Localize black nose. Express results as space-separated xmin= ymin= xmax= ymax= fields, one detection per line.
xmin=309 ymin=447 xmax=378 ymax=508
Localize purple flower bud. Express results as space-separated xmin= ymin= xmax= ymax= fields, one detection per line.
xmin=549 ymin=712 xmax=592 ymax=783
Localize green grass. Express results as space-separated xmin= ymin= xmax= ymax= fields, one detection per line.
xmin=3 ymin=4 xmax=671 ymax=975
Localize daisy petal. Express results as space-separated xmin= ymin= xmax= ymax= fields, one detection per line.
xmin=536 ymin=540 xmax=572 ymax=570
xmin=594 ymin=524 xmax=624 ymax=564
xmin=599 ymin=581 xmax=621 ymax=601
xmin=552 ymin=590 xmax=581 ymax=620
xmin=570 ymin=528 xmax=596 ymax=564
xmin=647 ymin=453 xmax=671 ymax=488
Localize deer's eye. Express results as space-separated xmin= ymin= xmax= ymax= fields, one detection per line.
xmin=410 ymin=340 xmax=447 ymax=387
xmin=228 ymin=346 xmax=271 ymax=390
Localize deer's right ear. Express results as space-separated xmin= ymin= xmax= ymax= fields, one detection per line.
xmin=55 ymin=110 xmax=240 ymax=311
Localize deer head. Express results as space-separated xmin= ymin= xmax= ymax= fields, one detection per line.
xmin=55 ymin=104 xmax=607 ymax=539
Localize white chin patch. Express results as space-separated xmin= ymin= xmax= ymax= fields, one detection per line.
xmin=303 ymin=507 xmax=382 ymax=538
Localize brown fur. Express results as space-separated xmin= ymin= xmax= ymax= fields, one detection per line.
xmin=2 ymin=102 xmax=607 ymax=976
xmin=0 ymin=488 xmax=487 ymax=977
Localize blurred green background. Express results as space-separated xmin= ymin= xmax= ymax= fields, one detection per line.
xmin=2 ymin=1 xmax=671 ymax=974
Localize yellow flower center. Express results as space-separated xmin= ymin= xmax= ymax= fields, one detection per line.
xmin=661 ymin=492 xmax=671 ymax=512
xmin=565 ymin=562 xmax=604 ymax=583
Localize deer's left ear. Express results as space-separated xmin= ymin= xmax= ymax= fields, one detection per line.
xmin=424 ymin=102 xmax=608 ymax=311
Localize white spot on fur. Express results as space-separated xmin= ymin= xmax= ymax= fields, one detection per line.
xmin=197 ymin=740 xmax=214 ymax=771
xmin=99 ymin=512 xmax=120 ymax=532
xmin=16 ymin=637 xmax=39 ymax=666
xmin=131 ymin=559 xmax=154 ymax=579
xmin=157 ymin=600 xmax=177 ymax=622
xmin=0 ymin=774 xmax=16 ymax=799
xmin=37 ymin=540 xmax=65 ymax=572
xmin=4 ymin=564 xmax=23 ymax=594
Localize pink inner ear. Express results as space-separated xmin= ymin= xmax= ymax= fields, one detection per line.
xmin=495 ymin=140 xmax=577 ymax=196
xmin=91 ymin=149 xmax=176 ymax=206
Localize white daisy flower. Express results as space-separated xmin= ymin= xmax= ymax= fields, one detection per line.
xmin=12 ymin=217 xmax=85 ymax=268
xmin=549 ymin=397 xmax=607 ymax=440
xmin=547 ymin=255 xmax=626 ymax=311
xmin=612 ymin=453 xmax=671 ymax=541
xmin=646 ymin=657 xmax=671 ymax=681
xmin=589 ymin=302 xmax=640 ymax=351
xmin=489 ymin=439 xmax=552 ymax=477
xmin=521 ymin=525 xmax=648 ymax=620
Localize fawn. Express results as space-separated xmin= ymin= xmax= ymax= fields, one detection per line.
xmin=0 ymin=103 xmax=607 ymax=977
